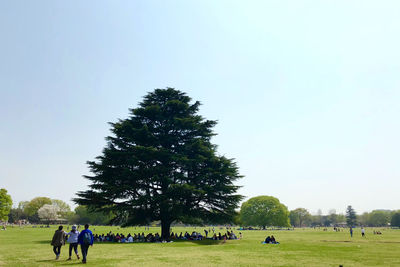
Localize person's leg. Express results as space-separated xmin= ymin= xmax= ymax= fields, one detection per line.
xmin=68 ymin=244 xmax=72 ymax=259
xmin=73 ymin=243 xmax=79 ymax=258
xmin=54 ymin=246 xmax=61 ymax=259
xmin=81 ymin=245 xmax=88 ymax=263
xmin=80 ymin=245 xmax=85 ymax=262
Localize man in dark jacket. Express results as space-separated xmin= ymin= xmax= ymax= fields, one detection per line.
xmin=78 ymin=224 xmax=94 ymax=264
xmin=51 ymin=225 xmax=66 ymax=260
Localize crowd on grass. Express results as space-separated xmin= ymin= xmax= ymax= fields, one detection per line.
xmin=93 ymin=230 xmax=242 ymax=243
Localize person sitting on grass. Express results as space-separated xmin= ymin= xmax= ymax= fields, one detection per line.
xmin=270 ymin=235 xmax=279 ymax=244
xmin=265 ymin=236 xmax=272 ymax=243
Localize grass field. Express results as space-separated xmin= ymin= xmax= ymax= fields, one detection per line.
xmin=0 ymin=225 xmax=399 ymax=266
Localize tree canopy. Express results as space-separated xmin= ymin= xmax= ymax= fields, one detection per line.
xmin=289 ymin=208 xmax=311 ymax=227
xmin=74 ymin=88 xmax=243 ymax=238
xmin=367 ymin=210 xmax=391 ymax=226
xmin=68 ymin=205 xmax=114 ymax=225
xmin=346 ymin=205 xmax=357 ymax=227
xmin=240 ymin=196 xmax=290 ymax=228
xmin=24 ymin=197 xmax=52 ymax=217
xmin=0 ymin=189 xmax=12 ymax=222
xmin=391 ymin=211 xmax=400 ymax=227
xmin=38 ymin=204 xmax=59 ymax=225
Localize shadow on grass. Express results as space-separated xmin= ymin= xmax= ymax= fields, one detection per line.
xmin=35 ymin=259 xmax=81 ymax=265
xmin=34 ymin=239 xmax=225 ymax=246
xmin=75 ymin=239 xmax=224 ymax=246
xmin=183 ymin=239 xmax=224 ymax=246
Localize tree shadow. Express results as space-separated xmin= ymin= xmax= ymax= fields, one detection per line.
xmin=34 ymin=239 xmax=225 ymax=246
xmin=178 ymin=239 xmax=224 ymax=246
xmin=35 ymin=259 xmax=81 ymax=265
xmin=85 ymin=239 xmax=225 ymax=246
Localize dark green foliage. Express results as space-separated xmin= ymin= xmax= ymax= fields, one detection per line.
xmin=8 ymin=208 xmax=27 ymax=223
xmin=346 ymin=205 xmax=357 ymax=227
xmin=391 ymin=212 xmax=400 ymax=227
xmin=74 ymin=88 xmax=243 ymax=238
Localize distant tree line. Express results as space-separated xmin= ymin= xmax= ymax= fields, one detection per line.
xmin=287 ymin=205 xmax=400 ymax=228
xmin=3 ymin=192 xmax=400 ymax=228
xmin=6 ymin=195 xmax=112 ymax=225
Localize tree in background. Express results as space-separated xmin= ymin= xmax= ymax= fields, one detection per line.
xmin=346 ymin=205 xmax=357 ymax=227
xmin=240 ymin=196 xmax=290 ymax=228
xmin=8 ymin=208 xmax=27 ymax=223
xmin=289 ymin=208 xmax=311 ymax=227
xmin=69 ymin=206 xmax=114 ymax=225
xmin=24 ymin=197 xmax=52 ymax=217
xmin=367 ymin=210 xmax=391 ymax=226
xmin=0 ymin=189 xmax=13 ymax=222
xmin=38 ymin=204 xmax=59 ymax=225
xmin=328 ymin=209 xmax=338 ymax=225
xmin=18 ymin=201 xmax=29 ymax=210
xmin=74 ymin=88 xmax=243 ymax=239
xmin=51 ymin=199 xmax=71 ymax=218
xmin=391 ymin=211 xmax=400 ymax=227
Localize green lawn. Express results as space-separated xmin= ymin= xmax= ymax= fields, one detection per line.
xmin=0 ymin=226 xmax=399 ymax=266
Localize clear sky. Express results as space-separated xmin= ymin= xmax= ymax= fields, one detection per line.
xmin=1 ymin=0 xmax=399 ymax=215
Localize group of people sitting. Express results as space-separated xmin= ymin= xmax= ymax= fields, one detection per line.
xmin=93 ymin=230 xmax=241 ymax=243
xmin=94 ymin=232 xmax=162 ymax=243
xmin=211 ymin=231 xmax=239 ymax=240
xmin=373 ymin=230 xmax=382 ymax=235
xmin=263 ymin=235 xmax=279 ymax=244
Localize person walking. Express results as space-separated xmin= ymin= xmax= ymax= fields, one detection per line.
xmin=51 ymin=225 xmax=66 ymax=260
xmin=361 ymin=227 xmax=365 ymax=237
xmin=78 ymin=224 xmax=94 ymax=264
xmin=350 ymin=227 xmax=353 ymax=237
xmin=66 ymin=225 xmax=80 ymax=260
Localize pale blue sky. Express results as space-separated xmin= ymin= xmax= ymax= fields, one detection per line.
xmin=1 ymin=1 xmax=399 ymax=214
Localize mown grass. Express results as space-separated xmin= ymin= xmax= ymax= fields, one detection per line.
xmin=0 ymin=225 xmax=399 ymax=266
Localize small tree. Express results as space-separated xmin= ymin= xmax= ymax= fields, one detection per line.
xmin=240 ymin=196 xmax=290 ymax=228
xmin=0 ymin=189 xmax=13 ymax=222
xmin=38 ymin=204 xmax=59 ymax=225
xmin=346 ymin=205 xmax=357 ymax=227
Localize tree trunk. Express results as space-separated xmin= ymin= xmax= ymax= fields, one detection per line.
xmin=161 ymin=220 xmax=171 ymax=240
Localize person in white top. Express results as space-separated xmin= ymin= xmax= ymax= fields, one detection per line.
xmin=66 ymin=225 xmax=80 ymax=260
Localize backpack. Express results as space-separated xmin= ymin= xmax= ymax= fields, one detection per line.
xmin=83 ymin=232 xmax=91 ymax=245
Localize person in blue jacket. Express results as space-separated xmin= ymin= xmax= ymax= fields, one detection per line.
xmin=78 ymin=224 xmax=94 ymax=264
